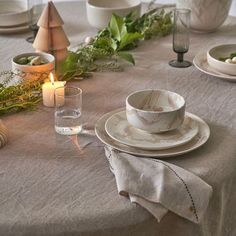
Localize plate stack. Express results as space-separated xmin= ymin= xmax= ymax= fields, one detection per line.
xmin=193 ymin=44 xmax=236 ymax=82
xmin=0 ymin=0 xmax=29 ymax=34
xmin=95 ymin=90 xmax=210 ymax=158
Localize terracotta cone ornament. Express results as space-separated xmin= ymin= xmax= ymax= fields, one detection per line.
xmin=33 ymin=1 xmax=70 ymax=66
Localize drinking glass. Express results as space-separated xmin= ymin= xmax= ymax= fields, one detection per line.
xmin=54 ymin=86 xmax=83 ymax=135
xmin=26 ymin=0 xmax=43 ymax=43
xmin=169 ymin=8 xmax=192 ymax=68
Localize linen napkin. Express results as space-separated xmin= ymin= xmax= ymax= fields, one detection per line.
xmin=105 ymin=147 xmax=213 ymax=224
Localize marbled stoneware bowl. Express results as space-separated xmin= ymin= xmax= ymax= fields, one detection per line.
xmin=126 ymin=89 xmax=186 ymax=133
xmin=176 ymin=0 xmax=232 ymax=32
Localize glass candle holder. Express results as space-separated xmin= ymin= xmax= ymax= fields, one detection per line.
xmin=169 ymin=8 xmax=192 ymax=68
xmin=54 ymin=86 xmax=83 ymax=135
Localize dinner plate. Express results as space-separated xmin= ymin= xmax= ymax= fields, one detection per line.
xmin=0 ymin=24 xmax=29 ymax=34
xmin=193 ymin=51 xmax=236 ymax=82
xmin=105 ymin=110 xmax=199 ymax=150
xmin=95 ymin=108 xmax=210 ymax=158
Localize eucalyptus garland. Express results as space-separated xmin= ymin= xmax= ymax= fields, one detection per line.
xmin=0 ymin=7 xmax=173 ymax=115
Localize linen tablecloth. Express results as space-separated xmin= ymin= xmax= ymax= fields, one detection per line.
xmin=0 ymin=2 xmax=236 ymax=236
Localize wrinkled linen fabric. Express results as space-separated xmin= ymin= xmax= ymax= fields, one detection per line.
xmin=105 ymin=147 xmax=213 ymax=224
xmin=0 ymin=2 xmax=236 ymax=236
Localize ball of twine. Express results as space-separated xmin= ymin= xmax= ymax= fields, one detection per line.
xmin=0 ymin=119 xmax=8 ymax=148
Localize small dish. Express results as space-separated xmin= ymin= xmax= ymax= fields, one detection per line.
xmin=207 ymin=44 xmax=236 ymax=75
xmin=12 ymin=52 xmax=55 ymax=79
xmin=0 ymin=1 xmax=29 ymax=27
xmin=95 ymin=108 xmax=210 ymax=158
xmin=105 ymin=110 xmax=199 ymax=150
xmin=126 ymin=89 xmax=185 ymax=133
xmin=193 ymin=51 xmax=236 ymax=82
xmin=86 ymin=0 xmax=141 ymax=29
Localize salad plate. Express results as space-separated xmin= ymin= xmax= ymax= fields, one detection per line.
xmin=193 ymin=51 xmax=236 ymax=82
xmin=95 ymin=108 xmax=210 ymax=158
xmin=105 ymin=110 xmax=199 ymax=150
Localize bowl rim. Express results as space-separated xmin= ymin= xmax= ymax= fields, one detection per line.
xmin=12 ymin=52 xmax=55 ymax=68
xmin=207 ymin=44 xmax=236 ymax=66
xmin=87 ymin=0 xmax=141 ymax=11
xmin=126 ymin=89 xmax=186 ymax=114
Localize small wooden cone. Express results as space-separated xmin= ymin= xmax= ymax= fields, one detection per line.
xmin=33 ymin=27 xmax=70 ymax=52
xmin=53 ymin=48 xmax=68 ymax=62
xmin=37 ymin=1 xmax=64 ymax=28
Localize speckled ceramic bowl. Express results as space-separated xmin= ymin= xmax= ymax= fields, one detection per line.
xmin=207 ymin=44 xmax=236 ymax=75
xmin=12 ymin=52 xmax=55 ymax=80
xmin=86 ymin=0 xmax=141 ymax=29
xmin=126 ymin=89 xmax=186 ymax=133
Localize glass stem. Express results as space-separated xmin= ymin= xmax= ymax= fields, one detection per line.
xmin=177 ymin=53 xmax=184 ymax=62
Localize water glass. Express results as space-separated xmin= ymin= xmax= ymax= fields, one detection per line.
xmin=169 ymin=8 xmax=192 ymax=68
xmin=54 ymin=86 xmax=82 ymax=135
xmin=26 ymin=0 xmax=43 ymax=43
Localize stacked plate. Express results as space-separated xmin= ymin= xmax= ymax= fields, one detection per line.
xmin=0 ymin=1 xmax=30 ymax=34
xmin=95 ymin=90 xmax=210 ymax=159
xmin=193 ymin=52 xmax=236 ymax=82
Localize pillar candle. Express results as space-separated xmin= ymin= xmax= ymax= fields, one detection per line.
xmin=42 ymin=73 xmax=65 ymax=107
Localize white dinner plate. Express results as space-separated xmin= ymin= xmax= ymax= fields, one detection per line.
xmin=193 ymin=51 xmax=236 ymax=82
xmin=95 ymin=108 xmax=210 ymax=158
xmin=0 ymin=24 xmax=29 ymax=34
xmin=105 ymin=110 xmax=199 ymax=150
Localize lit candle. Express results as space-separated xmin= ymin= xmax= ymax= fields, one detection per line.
xmin=42 ymin=73 xmax=66 ymax=107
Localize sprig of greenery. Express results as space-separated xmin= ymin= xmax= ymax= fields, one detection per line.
xmin=0 ymin=71 xmax=49 ymax=115
xmin=60 ymin=7 xmax=172 ymax=80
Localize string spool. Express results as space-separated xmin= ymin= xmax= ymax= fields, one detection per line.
xmin=0 ymin=119 xmax=8 ymax=148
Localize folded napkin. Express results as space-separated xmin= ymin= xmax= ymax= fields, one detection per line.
xmin=105 ymin=147 xmax=213 ymax=224
xmin=0 ymin=119 xmax=8 ymax=148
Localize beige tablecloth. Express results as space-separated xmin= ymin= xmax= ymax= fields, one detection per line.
xmin=0 ymin=2 xmax=236 ymax=236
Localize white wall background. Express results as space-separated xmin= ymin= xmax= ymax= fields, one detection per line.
xmin=46 ymin=0 xmax=236 ymax=16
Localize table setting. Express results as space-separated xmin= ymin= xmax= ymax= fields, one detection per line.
xmin=0 ymin=0 xmax=236 ymax=236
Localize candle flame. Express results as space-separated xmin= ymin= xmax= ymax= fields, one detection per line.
xmin=50 ymin=72 xmax=54 ymax=85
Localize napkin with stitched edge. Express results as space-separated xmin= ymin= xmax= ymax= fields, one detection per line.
xmin=105 ymin=147 xmax=213 ymax=224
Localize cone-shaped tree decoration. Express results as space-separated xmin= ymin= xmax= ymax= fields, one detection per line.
xmin=33 ymin=1 xmax=70 ymax=66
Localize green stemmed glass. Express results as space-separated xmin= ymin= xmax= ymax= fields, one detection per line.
xmin=169 ymin=8 xmax=192 ymax=68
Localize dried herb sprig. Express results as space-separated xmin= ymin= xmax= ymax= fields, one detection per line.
xmin=0 ymin=71 xmax=49 ymax=115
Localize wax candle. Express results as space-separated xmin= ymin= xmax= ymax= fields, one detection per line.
xmin=42 ymin=73 xmax=65 ymax=107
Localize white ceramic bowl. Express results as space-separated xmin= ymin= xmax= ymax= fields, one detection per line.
xmin=0 ymin=1 xmax=29 ymax=27
xmin=126 ymin=89 xmax=186 ymax=133
xmin=86 ymin=0 xmax=141 ymax=29
xmin=207 ymin=44 xmax=236 ymax=75
xmin=12 ymin=52 xmax=55 ymax=80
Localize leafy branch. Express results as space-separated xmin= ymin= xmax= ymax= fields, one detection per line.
xmin=60 ymin=7 xmax=172 ymax=80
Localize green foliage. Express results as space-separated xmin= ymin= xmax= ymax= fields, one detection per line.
xmin=61 ymin=7 xmax=173 ymax=80
xmin=0 ymin=71 xmax=48 ymax=115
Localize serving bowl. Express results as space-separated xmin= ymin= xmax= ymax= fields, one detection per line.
xmin=207 ymin=44 xmax=236 ymax=75
xmin=126 ymin=89 xmax=185 ymax=133
xmin=0 ymin=1 xmax=29 ymax=27
xmin=176 ymin=0 xmax=232 ymax=33
xmin=12 ymin=52 xmax=55 ymax=80
xmin=86 ymin=0 xmax=141 ymax=29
